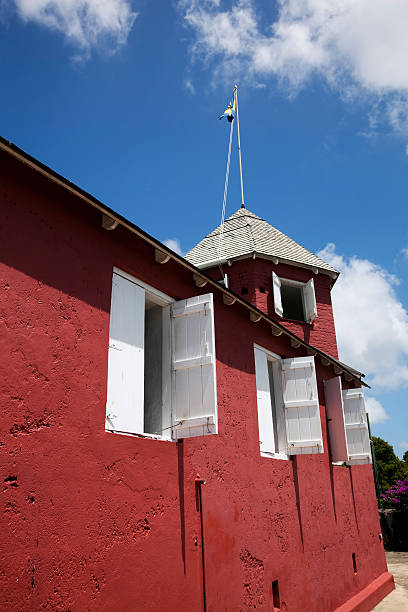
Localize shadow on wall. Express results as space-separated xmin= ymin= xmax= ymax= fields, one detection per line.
xmin=1 ymin=154 xmax=285 ymax=380
xmin=1 ymin=156 xmax=191 ymax=317
xmin=1 ymin=158 xmax=115 ymax=314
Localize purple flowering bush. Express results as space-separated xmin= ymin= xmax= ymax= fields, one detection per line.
xmin=380 ymin=479 xmax=408 ymax=511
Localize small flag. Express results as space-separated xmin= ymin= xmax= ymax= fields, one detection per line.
xmin=219 ymin=99 xmax=235 ymax=122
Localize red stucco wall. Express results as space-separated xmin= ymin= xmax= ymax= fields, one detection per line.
xmin=0 ymin=153 xmax=388 ymax=611
xmin=206 ymin=258 xmax=339 ymax=358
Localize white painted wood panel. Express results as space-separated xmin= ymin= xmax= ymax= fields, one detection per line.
xmin=254 ymin=347 xmax=276 ymax=454
xmin=281 ymin=356 xmax=323 ymax=455
xmin=304 ymin=278 xmax=317 ymax=322
xmin=171 ymin=293 xmax=217 ymax=439
xmin=324 ymin=377 xmax=348 ymax=462
xmin=342 ymin=388 xmax=372 ymax=465
xmin=272 ymin=272 xmax=283 ymax=317
xmin=106 ymin=272 xmax=145 ymax=434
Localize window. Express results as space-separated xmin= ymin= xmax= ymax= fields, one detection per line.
xmin=106 ymin=269 xmax=218 ymax=440
xmin=324 ymin=377 xmax=372 ymax=465
xmin=254 ymin=346 xmax=324 ymax=457
xmin=272 ymin=272 xmax=317 ymax=323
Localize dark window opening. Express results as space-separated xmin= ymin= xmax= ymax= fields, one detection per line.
xmin=281 ymin=284 xmax=304 ymax=321
xmin=144 ymin=301 xmax=163 ymax=435
xmin=352 ymin=553 xmax=357 ymax=573
xmin=241 ymin=286 xmax=248 ymax=295
xmin=267 ymin=361 xmax=279 ymax=453
xmin=272 ymin=580 xmax=280 ymax=610
xmin=259 ymin=287 xmax=266 ymax=294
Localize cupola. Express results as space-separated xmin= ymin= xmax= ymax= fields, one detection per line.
xmin=186 ymin=207 xmax=340 ymax=357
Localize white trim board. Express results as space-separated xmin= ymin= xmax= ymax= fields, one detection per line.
xmin=113 ymin=266 xmax=174 ymax=306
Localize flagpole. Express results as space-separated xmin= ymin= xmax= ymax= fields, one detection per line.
xmin=234 ymin=85 xmax=245 ymax=209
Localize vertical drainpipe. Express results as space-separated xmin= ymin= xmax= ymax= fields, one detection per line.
xmin=195 ymin=476 xmax=207 ymax=612
xmin=367 ymin=413 xmax=381 ymax=502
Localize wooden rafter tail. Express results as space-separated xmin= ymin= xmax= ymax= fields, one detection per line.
xmin=102 ymin=213 xmax=119 ymax=231
xmin=193 ymin=273 xmax=208 ymax=288
xmin=290 ymin=338 xmax=301 ymax=349
xmin=223 ymin=294 xmax=236 ymax=306
xmin=155 ymin=249 xmax=170 ymax=264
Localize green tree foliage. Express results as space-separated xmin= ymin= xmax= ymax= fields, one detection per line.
xmin=403 ymin=450 xmax=408 ymax=465
xmin=372 ymin=436 xmax=408 ymax=493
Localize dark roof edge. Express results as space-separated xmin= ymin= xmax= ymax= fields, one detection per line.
xmin=0 ymin=135 xmax=368 ymax=388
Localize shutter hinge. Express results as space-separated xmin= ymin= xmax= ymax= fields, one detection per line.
xmin=109 ymin=343 xmax=122 ymax=351
xmin=106 ymin=413 xmax=117 ymax=429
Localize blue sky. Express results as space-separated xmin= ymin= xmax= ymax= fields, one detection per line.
xmin=1 ymin=0 xmax=408 ymax=457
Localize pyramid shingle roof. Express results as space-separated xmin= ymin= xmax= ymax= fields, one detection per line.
xmin=185 ymin=208 xmax=338 ymax=276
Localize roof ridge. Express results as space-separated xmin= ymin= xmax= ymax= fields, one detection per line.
xmin=247 ymin=216 xmax=257 ymax=252
xmin=204 ymin=207 xmax=259 ymax=239
xmin=228 ymin=207 xmax=262 ymax=220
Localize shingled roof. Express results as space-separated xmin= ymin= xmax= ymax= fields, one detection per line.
xmin=185 ymin=208 xmax=338 ymax=277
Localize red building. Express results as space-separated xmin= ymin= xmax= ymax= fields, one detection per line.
xmin=0 ymin=136 xmax=394 ymax=611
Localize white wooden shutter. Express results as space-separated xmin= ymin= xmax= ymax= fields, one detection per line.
xmin=342 ymin=388 xmax=372 ymax=465
xmin=304 ymin=278 xmax=317 ymax=322
xmin=324 ymin=377 xmax=348 ymax=462
xmin=171 ymin=293 xmax=217 ymax=439
xmin=106 ymin=272 xmax=145 ymax=433
xmin=272 ymin=272 xmax=283 ymax=317
xmin=281 ymin=356 xmax=323 ymax=455
xmin=254 ymin=348 xmax=275 ymax=454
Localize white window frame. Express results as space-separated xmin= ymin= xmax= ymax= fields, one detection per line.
xmin=114 ymin=267 xmax=174 ymax=307
xmin=273 ymin=275 xmax=317 ymax=323
xmin=106 ymin=268 xmax=218 ymax=442
xmin=254 ymin=345 xmax=324 ymax=459
xmin=107 ymin=268 xmax=174 ymax=441
xmin=254 ymin=344 xmax=289 ymax=461
xmin=324 ymin=377 xmax=372 ymax=465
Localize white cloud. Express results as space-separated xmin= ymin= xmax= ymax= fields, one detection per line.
xmin=13 ymin=0 xmax=137 ymax=54
xmin=365 ymin=396 xmax=389 ymax=424
xmin=184 ymin=78 xmax=196 ymax=95
xmin=163 ymin=238 xmax=183 ymax=256
xmin=398 ymin=441 xmax=408 ymax=450
xmin=318 ymin=243 xmax=408 ymax=390
xmin=180 ymin=0 xmax=408 ymax=132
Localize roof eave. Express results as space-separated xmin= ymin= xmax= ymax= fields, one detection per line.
xmin=0 ymin=135 xmax=362 ymax=386
xmin=190 ymin=251 xmax=339 ymax=281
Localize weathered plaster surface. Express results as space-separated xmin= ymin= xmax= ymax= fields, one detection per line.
xmin=0 ymin=154 xmax=387 ymax=611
